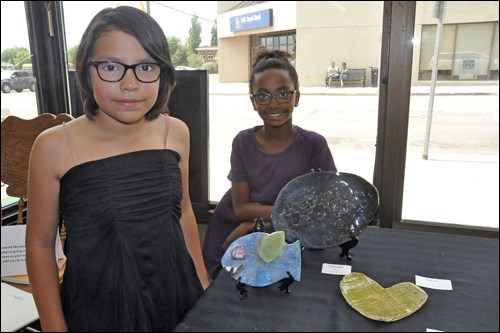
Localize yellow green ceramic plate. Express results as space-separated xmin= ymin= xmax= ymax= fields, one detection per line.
xmin=339 ymin=272 xmax=428 ymax=322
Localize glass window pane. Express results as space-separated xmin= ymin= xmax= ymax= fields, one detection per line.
xmin=404 ymin=1 xmax=499 ymax=228
xmin=273 ymin=36 xmax=279 ymax=46
xmin=1 ymin=1 xmax=40 ymax=209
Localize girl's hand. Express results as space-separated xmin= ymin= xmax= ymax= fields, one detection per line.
xmin=222 ymin=222 xmax=253 ymax=251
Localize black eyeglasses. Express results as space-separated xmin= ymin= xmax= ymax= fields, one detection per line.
xmin=252 ymin=90 xmax=297 ymax=105
xmin=90 ymin=61 xmax=164 ymax=83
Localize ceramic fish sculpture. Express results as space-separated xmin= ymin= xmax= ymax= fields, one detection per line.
xmin=221 ymin=231 xmax=301 ymax=287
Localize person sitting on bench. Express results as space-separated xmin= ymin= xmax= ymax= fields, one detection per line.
xmin=327 ymin=61 xmax=339 ymax=88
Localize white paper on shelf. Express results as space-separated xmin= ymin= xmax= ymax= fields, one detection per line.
xmin=1 ymin=224 xmax=65 ymax=279
xmin=1 ymin=282 xmax=39 ymax=332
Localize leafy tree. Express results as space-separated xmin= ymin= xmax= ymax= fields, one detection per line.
xmin=187 ymin=15 xmax=202 ymax=53
xmin=14 ymin=49 xmax=31 ymax=69
xmin=211 ymin=19 xmax=218 ymax=46
xmin=201 ymin=61 xmax=218 ymax=74
xmin=187 ymin=53 xmax=203 ymax=69
xmin=167 ymin=35 xmax=181 ymax=56
xmin=1 ymin=47 xmax=30 ymax=69
xmin=172 ymin=44 xmax=190 ymax=67
xmin=67 ymin=45 xmax=78 ymax=68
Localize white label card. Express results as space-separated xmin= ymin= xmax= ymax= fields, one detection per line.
xmin=416 ymin=275 xmax=453 ymax=290
xmin=321 ymin=263 xmax=351 ymax=275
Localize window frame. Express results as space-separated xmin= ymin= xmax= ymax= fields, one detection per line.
xmin=2 ymin=1 xmax=497 ymax=239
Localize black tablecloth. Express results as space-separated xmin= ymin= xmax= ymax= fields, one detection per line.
xmin=174 ymin=227 xmax=499 ymax=332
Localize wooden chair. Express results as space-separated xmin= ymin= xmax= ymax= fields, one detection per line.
xmin=1 ymin=113 xmax=73 ymax=285
xmin=1 ymin=113 xmax=73 ymax=224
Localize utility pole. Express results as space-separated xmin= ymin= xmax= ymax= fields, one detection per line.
xmin=139 ymin=1 xmax=150 ymax=14
xmin=423 ymin=1 xmax=446 ymax=160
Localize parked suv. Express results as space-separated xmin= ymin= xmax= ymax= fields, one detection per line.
xmin=1 ymin=70 xmax=36 ymax=93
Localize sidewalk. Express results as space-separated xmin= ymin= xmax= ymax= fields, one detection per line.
xmin=207 ymin=74 xmax=499 ymax=230
xmin=208 ymin=74 xmax=499 ymax=96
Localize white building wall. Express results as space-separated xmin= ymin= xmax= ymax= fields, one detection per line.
xmin=216 ymin=1 xmax=499 ymax=86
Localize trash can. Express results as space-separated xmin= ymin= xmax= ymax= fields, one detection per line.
xmin=370 ymin=66 xmax=379 ymax=87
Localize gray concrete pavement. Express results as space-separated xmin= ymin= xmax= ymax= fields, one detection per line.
xmin=1 ymin=77 xmax=498 ymax=230
xmin=207 ymin=75 xmax=499 ymax=230
xmin=209 ymin=74 xmax=499 ymax=96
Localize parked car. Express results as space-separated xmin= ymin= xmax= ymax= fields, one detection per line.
xmin=175 ymin=66 xmax=196 ymax=71
xmin=429 ymin=51 xmax=493 ymax=78
xmin=1 ymin=70 xmax=36 ymax=93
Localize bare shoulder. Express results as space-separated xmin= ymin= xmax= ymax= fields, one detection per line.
xmin=31 ymin=118 xmax=84 ymax=178
xmin=167 ymin=115 xmax=190 ymax=141
xmin=165 ymin=115 xmax=189 ymax=153
xmin=33 ymin=115 xmax=85 ymax=152
xmin=168 ymin=115 xmax=189 ymax=133
xmin=33 ymin=123 xmax=68 ymax=154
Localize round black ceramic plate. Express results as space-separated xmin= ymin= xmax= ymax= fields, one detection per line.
xmin=271 ymin=171 xmax=379 ymax=249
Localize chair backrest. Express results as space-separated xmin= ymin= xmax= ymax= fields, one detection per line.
xmin=1 ymin=113 xmax=74 ymax=225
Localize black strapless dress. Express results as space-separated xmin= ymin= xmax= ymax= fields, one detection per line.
xmin=59 ymin=150 xmax=202 ymax=332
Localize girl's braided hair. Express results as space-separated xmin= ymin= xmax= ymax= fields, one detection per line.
xmin=249 ymin=49 xmax=299 ymax=93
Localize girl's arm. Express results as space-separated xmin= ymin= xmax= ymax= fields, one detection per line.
xmin=171 ymin=118 xmax=211 ymax=289
xmin=221 ymin=181 xmax=274 ymax=250
xmin=231 ymin=181 xmax=273 ymax=223
xmin=26 ymin=131 xmax=67 ymax=332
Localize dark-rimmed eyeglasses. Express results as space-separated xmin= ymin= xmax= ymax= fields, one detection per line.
xmin=90 ymin=61 xmax=164 ymax=83
xmin=252 ymin=90 xmax=297 ymax=105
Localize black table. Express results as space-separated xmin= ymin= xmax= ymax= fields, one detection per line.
xmin=174 ymin=227 xmax=499 ymax=332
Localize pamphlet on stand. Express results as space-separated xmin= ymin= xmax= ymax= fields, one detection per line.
xmin=1 ymin=224 xmax=66 ymax=284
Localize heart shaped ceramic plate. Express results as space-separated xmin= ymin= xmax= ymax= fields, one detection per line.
xmin=339 ymin=272 xmax=428 ymax=322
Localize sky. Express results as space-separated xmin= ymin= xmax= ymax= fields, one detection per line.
xmin=1 ymin=1 xmax=217 ymax=51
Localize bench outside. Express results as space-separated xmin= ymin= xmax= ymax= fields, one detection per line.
xmin=325 ymin=68 xmax=366 ymax=87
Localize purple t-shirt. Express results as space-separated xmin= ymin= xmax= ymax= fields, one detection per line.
xmin=202 ymin=126 xmax=336 ymax=278
xmin=228 ymin=126 xmax=336 ymax=204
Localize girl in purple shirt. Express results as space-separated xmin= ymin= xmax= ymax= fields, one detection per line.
xmin=203 ymin=50 xmax=336 ymax=279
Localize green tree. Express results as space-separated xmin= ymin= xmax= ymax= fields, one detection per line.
xmin=14 ymin=50 xmax=31 ymax=69
xmin=201 ymin=61 xmax=218 ymax=74
xmin=187 ymin=15 xmax=202 ymax=53
xmin=172 ymin=44 xmax=190 ymax=67
xmin=187 ymin=53 xmax=203 ymax=69
xmin=211 ymin=19 xmax=218 ymax=46
xmin=67 ymin=45 xmax=79 ymax=67
xmin=167 ymin=36 xmax=181 ymax=56
xmin=1 ymin=47 xmax=30 ymax=69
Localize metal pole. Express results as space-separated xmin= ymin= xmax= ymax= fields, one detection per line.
xmin=138 ymin=1 xmax=150 ymax=14
xmin=423 ymin=1 xmax=446 ymax=160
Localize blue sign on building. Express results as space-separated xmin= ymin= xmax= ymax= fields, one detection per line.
xmin=230 ymin=9 xmax=273 ymax=32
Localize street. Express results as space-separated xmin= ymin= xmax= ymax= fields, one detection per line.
xmin=2 ymin=87 xmax=498 ymax=228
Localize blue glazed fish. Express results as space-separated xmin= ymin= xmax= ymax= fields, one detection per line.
xmin=221 ymin=231 xmax=301 ymax=287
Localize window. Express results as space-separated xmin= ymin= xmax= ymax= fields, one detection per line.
xmin=418 ymin=22 xmax=499 ymax=81
xmin=251 ymin=30 xmax=296 ymax=63
xmin=1 ymin=1 xmax=40 ymax=216
xmin=404 ymin=2 xmax=499 ymax=230
xmin=3 ymin=1 xmax=498 ymax=237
